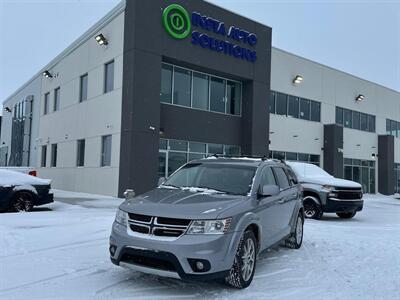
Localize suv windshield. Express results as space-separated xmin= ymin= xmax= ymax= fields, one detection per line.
xmin=162 ymin=163 xmax=256 ymax=195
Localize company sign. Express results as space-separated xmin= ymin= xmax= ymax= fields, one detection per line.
xmin=162 ymin=4 xmax=258 ymax=63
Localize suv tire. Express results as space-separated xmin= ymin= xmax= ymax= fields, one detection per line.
xmin=303 ymin=196 xmax=323 ymax=220
xmin=285 ymin=213 xmax=303 ymax=249
xmin=10 ymin=191 xmax=34 ymax=212
xmin=336 ymin=212 xmax=356 ymax=219
xmin=225 ymin=230 xmax=257 ymax=289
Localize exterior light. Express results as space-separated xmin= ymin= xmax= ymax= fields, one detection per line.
xmin=355 ymin=94 xmax=364 ymax=101
xmin=372 ymin=153 xmax=378 ymax=160
xmin=293 ymin=75 xmax=303 ymax=85
xmin=43 ymin=70 xmax=53 ymax=78
xmin=95 ymin=33 xmax=108 ymax=45
xmin=4 ymin=107 xmax=12 ymax=113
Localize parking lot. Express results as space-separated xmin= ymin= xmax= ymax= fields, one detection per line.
xmin=0 ymin=191 xmax=399 ymax=300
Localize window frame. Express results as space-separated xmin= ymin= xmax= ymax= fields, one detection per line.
xmin=44 ymin=92 xmax=50 ymax=115
xmin=51 ymin=143 xmax=57 ymax=167
xmin=101 ymin=135 xmax=112 ymax=167
xmin=79 ymin=73 xmax=88 ymax=102
xmin=76 ymin=139 xmax=85 ymax=167
xmin=104 ymin=60 xmax=115 ymax=94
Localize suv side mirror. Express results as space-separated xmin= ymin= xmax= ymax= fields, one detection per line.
xmin=258 ymin=185 xmax=280 ymax=198
xmin=158 ymin=177 xmax=166 ymax=186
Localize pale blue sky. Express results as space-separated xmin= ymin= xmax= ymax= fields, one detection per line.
xmin=1 ymin=0 xmax=399 ymax=107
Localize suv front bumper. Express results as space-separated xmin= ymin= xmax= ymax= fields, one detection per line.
xmin=109 ymin=222 xmax=239 ymax=281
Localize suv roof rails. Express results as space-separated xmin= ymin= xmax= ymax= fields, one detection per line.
xmin=208 ymin=154 xmax=271 ymax=161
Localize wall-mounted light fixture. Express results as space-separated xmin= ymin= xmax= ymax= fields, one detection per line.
xmin=355 ymin=94 xmax=364 ymax=101
xmin=95 ymin=33 xmax=108 ymax=46
xmin=4 ymin=107 xmax=12 ymax=113
xmin=292 ymin=75 xmax=303 ymax=85
xmin=372 ymin=153 xmax=378 ymax=160
xmin=43 ymin=70 xmax=53 ymax=78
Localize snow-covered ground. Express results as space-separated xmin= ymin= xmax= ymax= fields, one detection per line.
xmin=0 ymin=192 xmax=399 ymax=300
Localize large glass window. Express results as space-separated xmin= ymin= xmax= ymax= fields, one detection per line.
xmin=210 ymin=77 xmax=226 ymax=113
xmin=77 ymin=139 xmax=85 ymax=167
xmin=80 ymin=74 xmax=88 ymax=102
xmin=299 ymin=98 xmax=310 ymax=120
xmin=387 ymin=119 xmax=400 ymax=138
xmin=54 ymin=87 xmax=60 ymax=111
xmin=104 ymin=60 xmax=114 ymax=93
xmin=269 ymin=151 xmax=320 ymax=166
xmin=275 ymin=92 xmax=287 ymax=116
xmin=288 ymin=96 xmax=299 ymax=118
xmin=226 ymin=81 xmax=241 ymax=115
xmin=344 ymin=158 xmax=375 ymax=193
xmin=101 ymin=135 xmax=112 ymax=167
xmin=160 ymin=64 xmax=173 ymax=103
xmin=159 ymin=139 xmax=241 ymax=178
xmin=192 ymin=72 xmax=209 ymax=110
xmin=173 ymin=67 xmax=191 ymax=107
xmin=161 ymin=63 xmax=242 ymax=116
xmin=336 ymin=106 xmax=375 ymax=133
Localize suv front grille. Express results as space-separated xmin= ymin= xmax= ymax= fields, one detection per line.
xmin=127 ymin=213 xmax=190 ymax=238
xmin=334 ymin=187 xmax=363 ymax=200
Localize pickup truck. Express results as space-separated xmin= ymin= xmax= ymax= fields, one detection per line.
xmin=286 ymin=162 xmax=363 ymax=219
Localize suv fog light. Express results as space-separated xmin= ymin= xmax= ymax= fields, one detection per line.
xmin=188 ymin=258 xmax=211 ymax=272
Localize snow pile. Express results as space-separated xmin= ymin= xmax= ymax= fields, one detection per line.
xmin=0 ymin=169 xmax=51 ymax=187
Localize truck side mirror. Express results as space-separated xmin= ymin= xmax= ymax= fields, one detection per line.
xmin=158 ymin=177 xmax=166 ymax=186
xmin=123 ymin=189 xmax=135 ymax=199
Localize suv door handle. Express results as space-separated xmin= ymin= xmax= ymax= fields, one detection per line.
xmin=277 ymin=199 xmax=285 ymax=204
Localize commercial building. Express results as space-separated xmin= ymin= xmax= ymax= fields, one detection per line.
xmin=1 ymin=0 xmax=399 ymax=197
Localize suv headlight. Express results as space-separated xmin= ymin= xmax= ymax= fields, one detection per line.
xmin=186 ymin=218 xmax=231 ymax=235
xmin=115 ymin=209 xmax=127 ymax=226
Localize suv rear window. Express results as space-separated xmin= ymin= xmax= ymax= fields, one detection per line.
xmin=273 ymin=167 xmax=290 ymax=190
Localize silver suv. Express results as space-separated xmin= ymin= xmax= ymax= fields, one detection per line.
xmin=109 ymin=157 xmax=304 ymax=289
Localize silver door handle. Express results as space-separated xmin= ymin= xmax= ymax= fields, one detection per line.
xmin=278 ymin=199 xmax=285 ymax=204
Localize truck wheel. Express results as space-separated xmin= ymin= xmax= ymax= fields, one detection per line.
xmin=225 ymin=230 xmax=257 ymax=289
xmin=336 ymin=212 xmax=356 ymax=219
xmin=10 ymin=192 xmax=34 ymax=212
xmin=285 ymin=213 xmax=303 ymax=249
xmin=303 ymin=196 xmax=323 ymax=220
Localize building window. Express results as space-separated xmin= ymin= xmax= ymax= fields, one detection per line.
xmin=288 ymin=95 xmax=299 ymax=118
xmin=51 ymin=144 xmax=57 ymax=167
xmin=395 ymin=163 xmax=400 ymax=194
xmin=160 ymin=64 xmax=173 ymax=103
xmin=344 ymin=158 xmax=375 ymax=193
xmin=44 ymin=92 xmax=50 ymax=115
xmin=269 ymin=150 xmax=320 ymax=166
xmin=386 ymin=119 xmax=400 ymax=138
xmin=53 ymin=87 xmax=60 ymax=112
xmin=160 ymin=63 xmax=242 ymax=116
xmin=104 ymin=60 xmax=114 ymax=93
xmin=336 ymin=106 xmax=375 ymax=133
xmin=41 ymin=145 xmax=47 ymax=167
xmin=210 ymin=77 xmax=226 ymax=113
xmin=192 ymin=72 xmax=209 ymax=110
xmin=77 ymin=139 xmax=85 ymax=167
xmin=270 ymin=90 xmax=321 ymax=122
xmin=159 ymin=138 xmax=241 ymax=178
xmin=101 ymin=135 xmax=112 ymax=167
xmin=80 ymin=74 xmax=88 ymax=102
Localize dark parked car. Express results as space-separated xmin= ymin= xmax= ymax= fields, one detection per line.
xmin=110 ymin=157 xmax=304 ymax=289
xmin=0 ymin=169 xmax=54 ymax=212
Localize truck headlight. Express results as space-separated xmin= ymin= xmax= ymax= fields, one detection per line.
xmin=322 ymin=185 xmax=335 ymax=192
xmin=186 ymin=218 xmax=231 ymax=235
xmin=115 ymin=209 xmax=127 ymax=226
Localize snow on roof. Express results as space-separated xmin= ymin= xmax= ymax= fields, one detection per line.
xmin=0 ymin=169 xmax=51 ymax=187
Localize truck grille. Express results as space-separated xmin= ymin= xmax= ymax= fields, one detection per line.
xmin=334 ymin=187 xmax=363 ymax=200
xmin=127 ymin=213 xmax=191 ymax=238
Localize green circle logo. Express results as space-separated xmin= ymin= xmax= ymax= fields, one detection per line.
xmin=162 ymin=4 xmax=191 ymax=39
